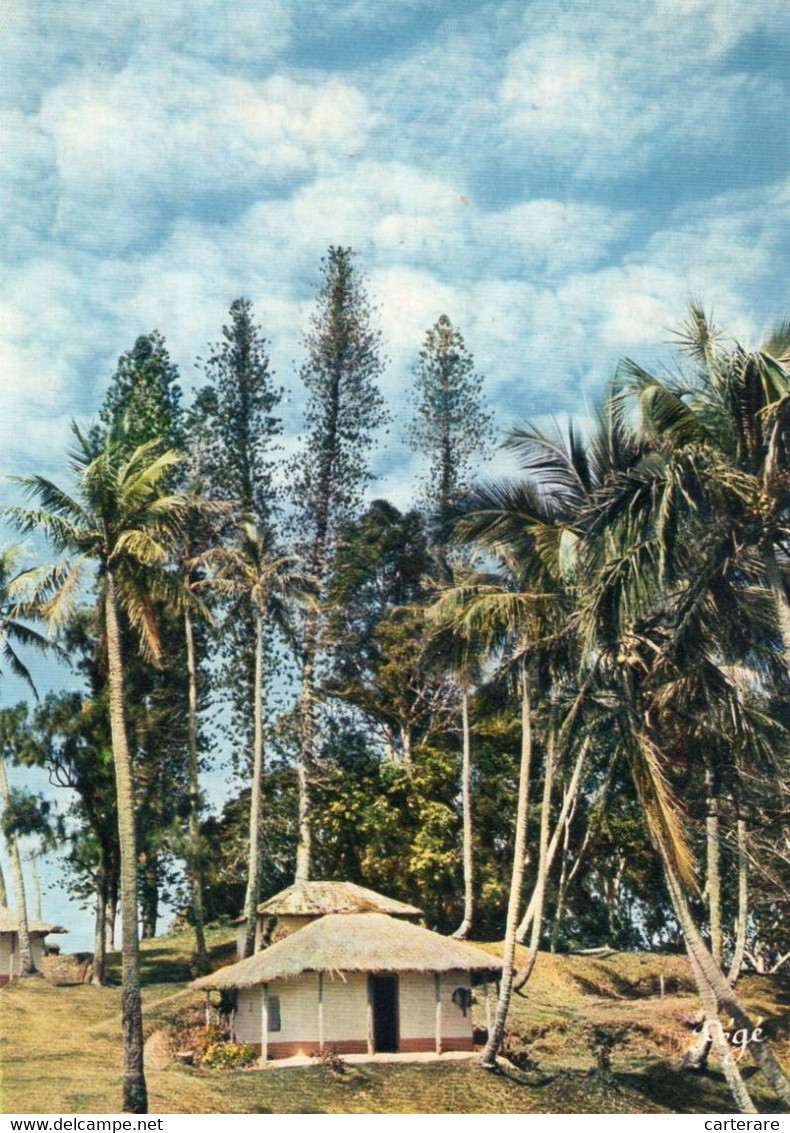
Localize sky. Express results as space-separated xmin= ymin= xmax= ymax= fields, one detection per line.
xmin=2 ymin=0 xmax=790 ymax=950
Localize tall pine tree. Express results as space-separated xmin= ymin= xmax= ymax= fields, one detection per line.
xmin=291 ymin=247 xmax=389 ymax=881
xmin=408 ymin=314 xmax=494 ymax=551
xmin=194 ymin=299 xmax=283 ymax=952
xmin=409 ymin=313 xmax=494 ymax=937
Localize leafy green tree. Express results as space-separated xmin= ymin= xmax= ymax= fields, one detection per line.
xmin=291 ymin=247 xmax=389 ymax=880
xmin=11 ymin=425 xmax=194 ymax=1114
xmin=32 ymin=656 xmax=119 ymax=987
xmin=326 ymin=501 xmax=449 ymax=765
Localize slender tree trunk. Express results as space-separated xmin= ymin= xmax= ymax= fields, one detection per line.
xmin=728 ymin=817 xmax=748 ymax=985
xmin=518 ymin=738 xmax=589 ymax=945
xmin=242 ymin=611 xmax=265 ymax=958
xmin=684 ymin=940 xmax=757 ymax=1113
xmin=104 ymin=575 xmax=148 ymax=1114
xmin=703 ymin=753 xmax=723 ymax=968
xmin=107 ymin=877 xmax=118 ymax=951
xmin=0 ymin=750 xmax=35 ymax=977
xmin=480 ymin=662 xmax=533 ymax=1069
xmin=453 ymin=685 xmax=474 ymax=939
xmin=664 ymin=859 xmax=790 ymax=1108
xmin=28 ymin=853 xmax=42 ymax=921
xmin=513 ymin=725 xmax=555 ymax=989
xmin=296 ymin=612 xmax=317 ymax=883
xmin=550 ymin=814 xmax=572 ymax=954
xmin=184 ymin=606 xmax=207 ymax=970
xmin=0 ymin=856 xmax=7 ymax=906
xmin=516 ymin=739 xmax=593 ymax=942
xmin=140 ymin=856 xmax=158 ymax=940
xmin=92 ymin=862 xmax=108 ymax=987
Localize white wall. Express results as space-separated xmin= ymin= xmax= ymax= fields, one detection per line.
xmin=399 ymin=970 xmax=472 ymax=1041
xmin=234 ymin=970 xmax=474 ymax=1046
xmin=0 ymin=932 xmax=46 ymax=976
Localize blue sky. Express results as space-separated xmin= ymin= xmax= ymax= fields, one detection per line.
xmin=2 ymin=0 xmax=790 ymax=947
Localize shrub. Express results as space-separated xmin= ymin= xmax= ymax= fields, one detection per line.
xmin=196 ymin=1024 xmax=258 ymax=1070
xmin=312 ymin=1045 xmax=346 ymax=1074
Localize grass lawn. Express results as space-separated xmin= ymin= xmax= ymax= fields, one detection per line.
xmin=1 ymin=926 xmax=788 ymax=1114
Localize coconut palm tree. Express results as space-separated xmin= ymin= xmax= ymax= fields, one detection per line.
xmin=428 ymin=501 xmax=562 ymax=1066
xmin=0 ymin=548 xmax=54 ymax=977
xmin=577 ymin=386 xmax=790 ymax=1110
xmin=207 ymin=521 xmax=311 ymax=960
xmin=10 ymin=424 xmax=194 ymax=1114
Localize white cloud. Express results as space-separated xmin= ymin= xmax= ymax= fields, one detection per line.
xmin=500 ymin=0 xmax=790 ymax=178
xmin=36 ymin=62 xmax=371 ymax=251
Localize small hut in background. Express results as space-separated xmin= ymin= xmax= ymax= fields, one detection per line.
xmin=235 ymin=881 xmax=423 ymax=957
xmin=196 ymin=912 xmax=500 ymax=1059
xmin=0 ymin=907 xmax=67 ymax=985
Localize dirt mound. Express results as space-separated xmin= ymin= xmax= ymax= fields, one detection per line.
xmin=144 ymin=1029 xmax=173 ymax=1070
xmin=41 ymin=952 xmax=94 ymax=986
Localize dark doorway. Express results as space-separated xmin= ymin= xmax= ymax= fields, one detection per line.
xmin=370 ymin=975 xmax=399 ymax=1052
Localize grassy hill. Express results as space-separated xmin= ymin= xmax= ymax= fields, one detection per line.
xmin=1 ymin=926 xmax=788 ymax=1114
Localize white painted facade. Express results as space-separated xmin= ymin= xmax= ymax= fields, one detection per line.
xmin=233 ymin=969 xmax=475 ymax=1053
xmin=0 ymin=932 xmax=46 ymax=979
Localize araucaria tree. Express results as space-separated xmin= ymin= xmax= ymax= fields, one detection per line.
xmin=409 ymin=313 xmax=494 ymax=548
xmin=11 ymin=427 xmax=193 ymax=1114
xmin=410 ymin=314 xmax=494 ymax=937
xmin=194 ymin=298 xmax=283 ymax=951
xmin=291 ymin=247 xmax=389 ymax=881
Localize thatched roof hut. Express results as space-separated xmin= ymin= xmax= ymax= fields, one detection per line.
xmin=257 ymin=881 xmax=422 ymax=919
xmin=234 ymin=880 xmax=423 ymax=956
xmin=195 ymin=913 xmax=500 ymax=1059
xmin=0 ymin=906 xmax=67 ymax=984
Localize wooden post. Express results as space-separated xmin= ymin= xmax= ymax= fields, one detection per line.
xmin=434 ymin=973 xmax=442 ymax=1055
xmin=366 ymin=976 xmax=374 ymax=1055
xmin=484 ymin=978 xmax=492 ymax=1034
xmin=204 ymin=991 xmax=210 ymax=1028
xmin=659 ymin=974 xmax=665 ymax=1000
xmin=261 ymin=985 xmax=269 ymax=1062
xmin=318 ymin=972 xmax=324 ymax=1052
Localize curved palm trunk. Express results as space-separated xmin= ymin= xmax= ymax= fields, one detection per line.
xmin=480 ymin=663 xmax=533 ymax=1069
xmin=105 ymin=575 xmax=148 ymax=1114
xmin=0 ymin=750 xmax=35 ymax=977
xmin=684 ymin=936 xmax=757 ymax=1113
xmin=0 ymin=857 xmax=7 ymax=906
xmin=663 ymin=859 xmax=790 ymax=1108
xmin=518 ymin=738 xmax=589 ymax=946
xmin=453 ymin=685 xmax=474 ymax=939
xmin=703 ymin=753 xmax=723 ymax=968
xmin=184 ymin=606 xmax=207 ymax=970
xmin=513 ymin=725 xmax=555 ymax=990
xmin=242 ymin=611 xmax=264 ymax=958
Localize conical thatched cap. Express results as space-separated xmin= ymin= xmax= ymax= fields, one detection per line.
xmin=254 ymin=881 xmax=422 ymax=919
xmin=192 ymin=913 xmax=501 ymax=989
xmin=0 ymin=907 xmax=67 ymax=934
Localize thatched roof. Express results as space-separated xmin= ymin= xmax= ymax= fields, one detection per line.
xmin=240 ymin=881 xmax=423 ymax=921
xmin=0 ymin=907 xmax=67 ymax=934
xmin=192 ymin=913 xmax=501 ymax=989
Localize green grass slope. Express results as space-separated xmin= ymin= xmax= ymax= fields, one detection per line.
xmin=0 ymin=927 xmax=787 ymax=1114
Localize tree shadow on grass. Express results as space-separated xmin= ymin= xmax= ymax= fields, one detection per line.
xmin=616 ymin=1062 xmax=784 ymax=1115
